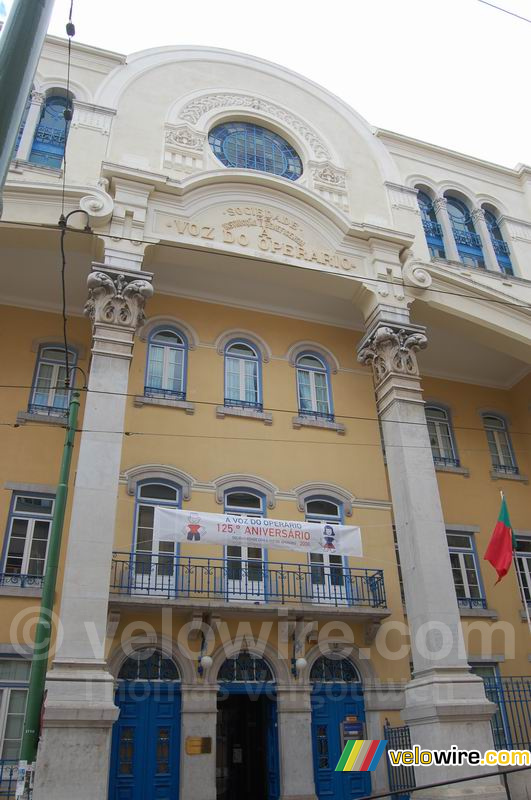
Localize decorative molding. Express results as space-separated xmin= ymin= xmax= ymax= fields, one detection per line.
xmin=293 ymin=482 xmax=354 ymax=516
xmin=178 ymin=92 xmax=331 ymax=160
xmin=471 ymin=207 xmax=486 ymax=225
xmin=164 ymin=123 xmax=206 ymax=152
xmin=309 ymin=160 xmax=349 ymax=212
xmin=357 ymin=325 xmax=428 ymax=386
xmin=79 ymin=189 xmax=114 ymax=226
xmin=134 ymin=396 xmax=195 ymax=414
xmin=214 ymin=329 xmax=272 ymax=362
xmin=292 ymin=415 xmax=345 ymax=434
xmin=16 ymin=411 xmax=67 ymax=427
xmin=30 ymin=337 xmax=87 ymax=359
xmin=402 ymin=255 xmax=432 ymax=289
xmin=385 ymin=182 xmax=420 ymax=213
xmin=212 ymin=473 xmax=278 ymax=509
xmin=4 ymin=481 xmax=57 ymax=494
xmin=71 ymin=101 xmax=116 ymax=135
xmin=84 ymin=270 xmax=153 ymax=329
xmin=286 ymin=341 xmax=340 ymax=373
xmin=122 ymin=464 xmax=195 ymax=499
xmin=216 ymin=405 xmax=273 ymax=425
xmin=139 ymin=316 xmax=199 ymax=348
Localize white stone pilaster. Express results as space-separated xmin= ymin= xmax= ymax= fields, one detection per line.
xmin=357 ymin=313 xmax=505 ymax=800
xmin=472 ymin=207 xmax=500 ymax=272
xmin=16 ymin=90 xmax=44 ymax=161
xmin=33 ymin=265 xmax=153 ymax=800
xmin=180 ymin=686 xmax=218 ymax=800
xmin=433 ymin=196 xmax=460 ymax=262
xmin=277 ymin=687 xmax=318 ymax=800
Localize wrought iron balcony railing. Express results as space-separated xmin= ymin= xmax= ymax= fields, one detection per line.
xmin=0 ymin=573 xmax=44 ymax=588
xmin=492 ymin=463 xmax=519 ymax=475
xmin=297 ymin=409 xmax=335 ymax=423
xmin=110 ymin=552 xmax=387 ymax=608
xmin=422 ymin=219 xmax=443 ymax=238
xmin=491 ymin=238 xmax=510 ymax=257
xmin=433 ymin=455 xmax=460 ymax=468
xmin=452 ymin=229 xmax=483 ymax=248
xmin=456 ymin=596 xmax=487 ymax=610
xmin=144 ymin=386 xmax=186 ymax=401
xmin=27 ymin=403 xmax=68 ymax=417
xmin=223 ymin=398 xmax=263 ymax=412
xmin=0 ymin=759 xmax=18 ymax=798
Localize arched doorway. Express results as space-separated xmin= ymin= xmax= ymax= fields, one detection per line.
xmin=216 ymin=652 xmax=279 ymax=800
xmin=109 ymin=648 xmax=181 ymax=800
xmin=310 ymin=654 xmax=370 ymax=800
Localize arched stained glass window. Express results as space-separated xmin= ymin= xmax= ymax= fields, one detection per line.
xmin=483 ymin=209 xmax=513 ymax=275
xmin=218 ymin=652 xmax=273 ymax=682
xmin=310 ymin=655 xmax=360 ymax=683
xmin=446 ymin=196 xmax=484 ymax=269
xmin=209 ymin=122 xmax=302 ymax=181
xmin=29 ymin=94 xmax=70 ymax=169
xmin=417 ymin=190 xmax=445 ymax=259
xmin=118 ymin=649 xmax=180 ymax=681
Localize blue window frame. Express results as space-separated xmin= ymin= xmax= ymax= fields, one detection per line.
xmin=514 ymin=537 xmax=531 ymax=607
xmin=224 ymin=490 xmax=266 ymax=596
xmin=483 ymin=209 xmax=513 ymax=275
xmin=1 ymin=494 xmax=54 ymax=585
xmin=305 ymin=498 xmax=348 ymax=603
xmin=224 ymin=340 xmax=262 ymax=410
xmin=218 ymin=652 xmax=273 ymax=683
xmin=425 ymin=405 xmax=459 ymax=467
xmin=29 ymin=345 xmax=76 ymax=417
xmin=446 ymin=531 xmax=486 ymax=609
xmin=133 ymin=481 xmax=181 ymax=584
xmin=118 ymin=649 xmax=180 ymax=681
xmin=446 ymin=196 xmax=485 ymax=268
xmin=145 ymin=327 xmax=187 ymax=400
xmin=417 ymin=190 xmax=445 ymax=259
xmin=310 ymin=655 xmax=360 ymax=683
xmin=209 ymin=122 xmax=303 ymax=181
xmin=296 ymin=353 xmax=333 ymax=421
xmin=29 ymin=94 xmax=70 ymax=169
xmin=482 ymin=414 xmax=518 ymax=475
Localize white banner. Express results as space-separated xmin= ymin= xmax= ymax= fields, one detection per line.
xmin=153 ymin=508 xmax=362 ymax=557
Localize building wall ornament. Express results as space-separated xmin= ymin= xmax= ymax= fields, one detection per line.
xmin=310 ymin=162 xmax=346 ymax=188
xmin=71 ymin=101 xmax=116 ymax=136
xmin=357 ymin=325 xmax=428 ymax=386
xmin=165 ymin=123 xmax=206 ymax=152
xmin=432 ymin=196 xmax=448 ymax=214
xmin=471 ymin=207 xmax=486 ymax=225
xmin=84 ymin=270 xmax=153 ymax=329
xmin=214 ymin=329 xmax=272 ymax=362
xmin=178 ymin=92 xmax=331 ymax=161
xmin=286 ymin=341 xmax=340 ymax=373
xmin=293 ymin=482 xmax=354 ymax=516
xmin=79 ymin=188 xmax=114 ymax=226
xmin=213 ymin=473 xmax=278 ymax=509
xmin=401 ymin=252 xmax=433 ymax=289
xmin=139 ymin=316 xmax=199 ymax=348
xmin=122 ymin=464 xmax=195 ymax=499
xmin=385 ymin=182 xmax=420 ymax=214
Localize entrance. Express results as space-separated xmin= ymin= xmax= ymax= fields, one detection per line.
xmin=311 ymin=655 xmax=370 ymax=800
xmin=109 ymin=649 xmax=181 ymax=800
xmin=216 ymin=653 xmax=279 ymax=800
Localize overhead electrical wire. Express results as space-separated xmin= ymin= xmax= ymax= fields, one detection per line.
xmin=477 ymin=0 xmax=531 ymax=23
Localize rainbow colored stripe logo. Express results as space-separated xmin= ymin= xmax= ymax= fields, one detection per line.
xmin=335 ymin=740 xmax=387 ymax=772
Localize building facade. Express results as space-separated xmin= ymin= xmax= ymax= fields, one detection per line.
xmin=0 ymin=33 xmax=530 ymax=800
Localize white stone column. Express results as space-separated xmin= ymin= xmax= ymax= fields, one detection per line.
xmin=433 ymin=196 xmax=460 ymax=262
xmin=357 ymin=307 xmax=505 ymax=800
xmin=471 ymin=207 xmax=501 ymax=272
xmin=180 ymin=685 xmax=218 ymax=800
xmin=33 ymin=266 xmax=153 ymax=800
xmin=277 ymin=686 xmax=318 ymax=800
xmin=15 ymin=90 xmax=44 ymax=161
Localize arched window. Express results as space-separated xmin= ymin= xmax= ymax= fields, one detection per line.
xmin=305 ymin=498 xmax=346 ymax=604
xmin=417 ymin=190 xmax=445 ymax=259
xmin=425 ymin=405 xmax=459 ymax=467
xmin=483 ymin=209 xmax=513 ymax=275
xmin=146 ymin=327 xmax=187 ymax=400
xmin=310 ymin=655 xmax=360 ymax=683
xmin=118 ymin=649 xmax=180 ymax=681
xmin=224 ymin=340 xmax=261 ymax=410
xmin=224 ymin=490 xmax=265 ymax=601
xmin=446 ymin=196 xmax=484 ymax=269
xmin=218 ymin=652 xmax=273 ymax=682
xmin=296 ymin=353 xmax=333 ymax=421
xmin=209 ymin=122 xmax=302 ymax=181
xmin=29 ymin=94 xmax=71 ymax=169
xmin=482 ymin=415 xmax=518 ymax=475
xmin=29 ymin=345 xmax=77 ymax=416
xmin=133 ymin=482 xmax=181 ymax=589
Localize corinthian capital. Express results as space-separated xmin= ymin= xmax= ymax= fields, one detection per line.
xmin=432 ymin=197 xmax=447 ymax=215
xmin=357 ymin=325 xmax=428 ymax=385
xmin=84 ymin=270 xmax=153 ymax=330
xmin=471 ymin=207 xmax=486 ymax=225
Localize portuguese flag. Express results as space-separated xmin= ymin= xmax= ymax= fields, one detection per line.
xmin=484 ymin=495 xmax=515 ymax=583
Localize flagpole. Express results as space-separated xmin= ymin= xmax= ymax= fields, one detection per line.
xmin=501 ymin=490 xmax=531 ymax=635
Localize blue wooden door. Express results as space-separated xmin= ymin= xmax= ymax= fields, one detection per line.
xmin=311 ymin=686 xmax=371 ymax=800
xmin=266 ymin=697 xmax=280 ymax=800
xmin=109 ymin=683 xmax=181 ymax=800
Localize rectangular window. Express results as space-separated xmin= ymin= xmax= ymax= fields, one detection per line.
xmin=446 ymin=531 xmax=485 ymax=609
xmin=0 ymin=659 xmax=30 ymax=761
xmin=515 ymin=537 xmax=531 ymax=606
xmin=3 ymin=495 xmax=54 ymax=582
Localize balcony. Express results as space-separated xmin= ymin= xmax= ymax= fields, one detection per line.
xmin=0 ymin=573 xmax=44 ymax=589
xmin=0 ymin=760 xmax=17 ymax=799
xmin=27 ymin=403 xmax=68 ymax=417
xmin=452 ymin=229 xmax=482 ymax=248
xmin=433 ymin=455 xmax=460 ymax=468
xmin=422 ymin=219 xmax=443 ymax=238
xmin=457 ymin=596 xmax=487 ymax=610
xmin=223 ymin=397 xmax=263 ymax=412
xmin=144 ymin=385 xmax=186 ymax=401
xmin=110 ymin=552 xmax=388 ymax=616
xmin=298 ymin=409 xmax=335 ymax=423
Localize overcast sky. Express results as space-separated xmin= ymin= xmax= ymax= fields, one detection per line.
xmin=5 ymin=0 xmax=531 ymax=168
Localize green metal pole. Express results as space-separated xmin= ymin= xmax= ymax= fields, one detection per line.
xmin=19 ymin=391 xmax=80 ymax=772
xmin=0 ymin=0 xmax=56 ymax=213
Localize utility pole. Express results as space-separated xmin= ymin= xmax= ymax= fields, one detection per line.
xmin=0 ymin=0 xmax=56 ymax=215
xmin=16 ymin=391 xmax=80 ymax=799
